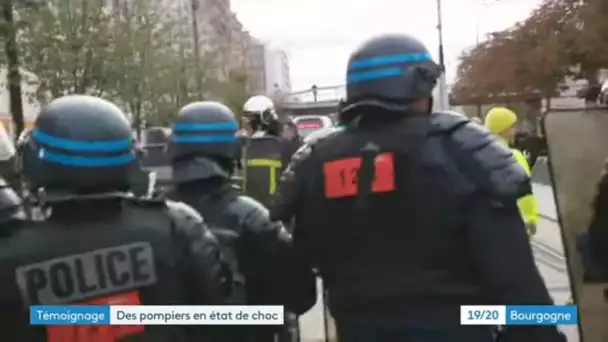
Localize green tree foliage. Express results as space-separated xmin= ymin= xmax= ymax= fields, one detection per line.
xmin=108 ymin=0 xmax=190 ymax=131
xmin=222 ymin=70 xmax=251 ymax=119
xmin=453 ymin=0 xmax=608 ymax=104
xmin=568 ymin=0 xmax=608 ymax=83
xmin=0 ymin=0 xmax=252 ymax=127
xmin=17 ymin=0 xmax=114 ymax=100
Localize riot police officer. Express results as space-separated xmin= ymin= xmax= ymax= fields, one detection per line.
xmin=167 ymin=101 xmax=316 ymax=341
xmin=272 ymin=34 xmax=565 ymax=342
xmin=0 ymin=95 xmax=230 ymax=341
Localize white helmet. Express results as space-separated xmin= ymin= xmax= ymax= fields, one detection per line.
xmin=243 ymin=95 xmax=277 ymax=124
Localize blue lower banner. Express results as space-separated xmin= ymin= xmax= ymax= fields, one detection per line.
xmin=506 ymin=305 xmax=577 ymax=325
xmin=31 ymin=305 xmax=110 ymax=325
xmin=461 ymin=305 xmax=577 ymax=325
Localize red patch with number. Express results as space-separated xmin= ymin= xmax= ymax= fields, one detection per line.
xmin=372 ymin=153 xmax=395 ymax=192
xmin=323 ymin=153 xmax=395 ymax=199
xmin=46 ymin=291 xmax=144 ymax=342
xmin=324 ymin=157 xmax=362 ymax=198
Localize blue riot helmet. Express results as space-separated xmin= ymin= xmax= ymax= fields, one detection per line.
xmin=169 ymin=101 xmax=239 ymax=184
xmin=343 ymin=34 xmax=442 ymax=120
xmin=21 ymin=95 xmax=135 ymax=192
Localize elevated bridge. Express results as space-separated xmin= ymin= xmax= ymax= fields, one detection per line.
xmin=282 ymin=85 xmax=344 ymax=116
xmin=282 ymin=84 xmax=456 ymax=115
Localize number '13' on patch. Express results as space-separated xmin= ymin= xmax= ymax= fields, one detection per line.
xmin=323 ymin=152 xmax=395 ymax=199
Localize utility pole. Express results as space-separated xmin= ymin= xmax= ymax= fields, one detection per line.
xmin=190 ymin=0 xmax=203 ymax=99
xmin=2 ymin=0 xmax=24 ymax=142
xmin=435 ymin=0 xmax=449 ymax=111
xmin=475 ymin=15 xmax=480 ymax=46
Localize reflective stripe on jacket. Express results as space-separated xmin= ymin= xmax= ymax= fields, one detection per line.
xmin=511 ymin=147 xmax=539 ymax=226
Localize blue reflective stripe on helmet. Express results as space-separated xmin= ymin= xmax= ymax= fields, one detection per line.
xmin=347 ymin=67 xmax=402 ymax=84
xmin=173 ymin=135 xmax=236 ymax=143
xmin=39 ymin=150 xmax=134 ymax=167
xmin=173 ymin=122 xmax=238 ymax=132
xmin=32 ymin=129 xmax=131 ymax=152
xmin=348 ymin=52 xmax=432 ymax=70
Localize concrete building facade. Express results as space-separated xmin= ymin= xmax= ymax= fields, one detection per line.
xmin=103 ymin=0 xmax=285 ymax=99
xmin=246 ymin=41 xmax=267 ymax=95
xmin=246 ymin=43 xmax=292 ymax=97
xmin=109 ymin=0 xmax=253 ymax=84
xmin=264 ymin=49 xmax=291 ymax=95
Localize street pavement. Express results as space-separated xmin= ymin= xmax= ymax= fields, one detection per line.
xmin=299 ymin=183 xmax=580 ymax=342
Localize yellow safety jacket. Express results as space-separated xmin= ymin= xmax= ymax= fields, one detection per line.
xmin=505 ymin=140 xmax=539 ymax=230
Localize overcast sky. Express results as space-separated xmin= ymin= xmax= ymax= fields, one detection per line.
xmin=231 ymin=0 xmax=542 ymax=91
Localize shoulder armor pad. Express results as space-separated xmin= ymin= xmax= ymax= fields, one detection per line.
xmin=303 ymin=126 xmax=342 ymax=145
xmin=229 ymin=195 xmax=269 ymax=222
xmin=287 ymin=127 xmax=342 ymax=173
xmin=433 ymin=112 xmax=530 ymax=199
xmin=165 ymin=199 xmax=205 ymax=226
xmin=230 ymin=195 xmax=287 ymax=236
xmin=281 ymin=143 xmax=313 ymax=183
xmin=430 ymin=111 xmax=470 ymax=133
xmin=126 ymin=196 xmax=165 ymax=208
xmin=289 ymin=144 xmax=312 ymax=169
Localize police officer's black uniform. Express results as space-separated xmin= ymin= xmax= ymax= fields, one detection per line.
xmin=0 ymin=95 xmax=230 ymax=341
xmin=272 ymin=34 xmax=566 ymax=342
xmin=166 ymin=101 xmax=316 ymax=342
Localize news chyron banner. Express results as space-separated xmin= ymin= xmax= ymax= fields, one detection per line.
xmin=31 ymin=305 xmax=283 ymax=325
xmin=31 ymin=305 xmax=283 ymax=342
xmin=460 ymin=305 xmax=577 ymax=325
xmin=543 ymin=107 xmax=608 ymax=341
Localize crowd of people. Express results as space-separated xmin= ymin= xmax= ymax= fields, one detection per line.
xmin=0 ymin=32 xmax=569 ymax=342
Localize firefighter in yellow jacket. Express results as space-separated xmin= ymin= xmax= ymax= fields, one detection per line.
xmin=485 ymin=107 xmax=539 ymax=236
